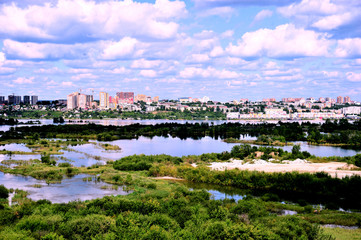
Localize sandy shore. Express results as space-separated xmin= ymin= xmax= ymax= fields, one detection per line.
xmin=208 ymin=159 xmax=361 ymax=178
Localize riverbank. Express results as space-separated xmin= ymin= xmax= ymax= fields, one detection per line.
xmin=208 ymin=159 xmax=361 ymax=178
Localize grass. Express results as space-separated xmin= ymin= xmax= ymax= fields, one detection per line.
xmin=99 ymin=143 xmax=121 ymax=151
xmin=300 ymin=210 xmax=361 ymax=226
xmin=322 ymin=227 xmax=361 ymax=240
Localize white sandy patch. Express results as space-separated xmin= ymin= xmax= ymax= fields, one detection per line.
xmin=207 ymin=159 xmax=360 ymax=178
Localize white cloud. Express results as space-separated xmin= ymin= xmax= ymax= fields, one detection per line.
xmin=108 ymin=67 xmax=130 ymax=74
xmin=311 ymin=12 xmax=353 ymax=30
xmin=278 ymin=0 xmax=339 ymax=18
xmin=0 ymin=0 xmax=187 ymax=42
xmin=198 ymin=6 xmax=235 ymax=18
xmin=131 ymin=59 xmax=162 ymax=69
xmin=253 ymin=9 xmax=273 ymax=22
xmin=278 ymin=0 xmax=361 ymax=33
xmin=210 ymin=46 xmax=224 ymax=57
xmin=34 ymin=67 xmax=61 ymax=74
xmin=226 ymin=24 xmax=331 ymax=58
xmin=221 ymin=30 xmax=234 ymax=38
xmin=185 ymin=53 xmax=210 ymax=63
xmin=3 ymin=39 xmax=90 ymax=60
xmin=140 ymin=69 xmax=157 ymax=78
xmin=71 ymin=73 xmax=98 ymax=80
xmin=179 ymin=67 xmax=240 ymax=79
xmin=346 ymin=72 xmax=361 ymax=82
xmin=13 ymin=76 xmax=34 ymax=84
xmin=61 ymin=81 xmax=74 ymax=86
xmin=0 ymin=52 xmax=5 ymax=63
xmin=0 ymin=66 xmax=15 ymax=75
xmin=334 ymin=38 xmax=361 ymax=58
xmin=101 ymin=37 xmax=144 ymax=60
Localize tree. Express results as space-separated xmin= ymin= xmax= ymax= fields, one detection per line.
xmin=292 ymin=145 xmax=301 ymax=156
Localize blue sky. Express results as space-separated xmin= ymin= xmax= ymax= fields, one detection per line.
xmin=0 ymin=0 xmax=361 ymax=101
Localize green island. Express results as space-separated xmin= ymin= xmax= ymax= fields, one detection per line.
xmin=1 ymin=121 xmax=361 ymax=239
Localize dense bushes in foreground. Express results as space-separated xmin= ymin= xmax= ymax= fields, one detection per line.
xmin=0 ymin=185 xmax=334 ymax=240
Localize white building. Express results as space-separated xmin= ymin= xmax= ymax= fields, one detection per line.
xmin=342 ymin=106 xmax=361 ymax=115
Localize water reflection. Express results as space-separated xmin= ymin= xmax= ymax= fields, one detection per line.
xmin=0 ymin=172 xmax=130 ymax=203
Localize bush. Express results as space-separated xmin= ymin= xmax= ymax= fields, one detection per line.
xmin=59 ymin=214 xmax=115 ymax=239
xmin=58 ymin=163 xmax=71 ymax=168
xmin=354 ymin=154 xmax=361 ymax=167
xmin=0 ymin=185 xmax=9 ymax=199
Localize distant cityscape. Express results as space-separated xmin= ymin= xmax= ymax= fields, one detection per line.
xmin=1 ymin=92 xmax=361 ymax=120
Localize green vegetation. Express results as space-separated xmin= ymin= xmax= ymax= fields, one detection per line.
xmin=0 ymin=179 xmax=336 ymax=240
xmin=322 ymin=227 xmax=361 ymax=240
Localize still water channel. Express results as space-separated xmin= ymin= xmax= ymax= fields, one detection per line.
xmin=0 ymin=172 xmax=130 ymax=203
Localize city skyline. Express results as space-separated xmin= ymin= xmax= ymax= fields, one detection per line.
xmin=1 ymin=0 xmax=361 ymax=101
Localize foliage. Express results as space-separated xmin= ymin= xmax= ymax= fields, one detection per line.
xmin=0 ymin=185 xmax=9 ymax=199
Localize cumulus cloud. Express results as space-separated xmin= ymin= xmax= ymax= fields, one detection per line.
xmin=71 ymin=73 xmax=98 ymax=80
xmin=185 ymin=54 xmax=210 ymax=63
xmin=0 ymin=66 xmax=16 ymax=75
xmin=3 ymin=39 xmax=90 ymax=60
xmin=101 ymin=37 xmax=142 ymax=60
xmin=0 ymin=0 xmax=187 ymax=42
xmin=131 ymin=59 xmax=162 ymax=69
xmin=346 ymin=72 xmax=361 ymax=82
xmin=107 ymin=67 xmax=130 ymax=74
xmin=226 ymin=24 xmax=331 ymax=58
xmin=13 ymin=76 xmax=34 ymax=84
xmin=198 ymin=6 xmax=235 ymax=18
xmin=253 ymin=9 xmax=273 ymax=22
xmin=140 ymin=69 xmax=157 ymax=78
xmin=61 ymin=81 xmax=74 ymax=86
xmin=194 ymin=0 xmax=295 ymax=8
xmin=334 ymin=38 xmax=361 ymax=58
xmin=278 ymin=0 xmax=361 ymax=36
xmin=179 ymin=67 xmax=240 ymax=79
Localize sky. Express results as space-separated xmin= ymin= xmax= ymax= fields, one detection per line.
xmin=0 ymin=0 xmax=361 ymax=101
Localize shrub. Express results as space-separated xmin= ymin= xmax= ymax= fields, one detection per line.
xmin=0 ymin=185 xmax=9 ymax=199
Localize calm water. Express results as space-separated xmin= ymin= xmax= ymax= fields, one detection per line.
xmin=1 ymin=136 xmax=361 ymax=167
xmin=0 ymin=172 xmax=130 ymax=203
xmin=0 ymin=118 xmax=327 ymax=133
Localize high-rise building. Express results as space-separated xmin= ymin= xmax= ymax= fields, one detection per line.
xmin=67 ymin=92 xmax=78 ymax=110
xmin=0 ymin=96 xmax=5 ymax=104
xmin=23 ymin=95 xmax=30 ymax=104
xmin=116 ymin=92 xmax=134 ymax=104
xmin=109 ymin=96 xmax=117 ymax=109
xmin=31 ymin=96 xmax=38 ymax=105
xmin=99 ymin=92 xmax=109 ymax=109
xmin=86 ymin=95 xmax=93 ymax=108
xmin=67 ymin=93 xmax=90 ymax=109
xmin=8 ymin=95 xmax=21 ymax=105
xmin=337 ymin=96 xmax=343 ymax=104
xmin=344 ymin=96 xmax=351 ymax=104
xmin=134 ymin=94 xmax=147 ymax=102
xmin=78 ymin=94 xmax=87 ymax=109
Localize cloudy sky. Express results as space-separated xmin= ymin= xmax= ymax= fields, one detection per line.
xmin=1 ymin=0 xmax=361 ymax=101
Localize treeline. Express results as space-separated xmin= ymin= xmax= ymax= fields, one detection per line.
xmin=0 ymin=118 xmax=18 ymax=125
xmin=0 ymin=185 xmax=333 ymax=239
xmin=0 ymin=122 xmax=306 ymax=141
xmin=2 ymin=120 xmax=361 ymax=145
